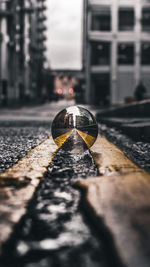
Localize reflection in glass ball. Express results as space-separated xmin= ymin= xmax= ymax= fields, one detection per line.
xmin=51 ymin=106 xmax=98 ymax=152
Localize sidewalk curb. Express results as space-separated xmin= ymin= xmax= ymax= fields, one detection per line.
xmin=97 ymin=100 xmax=150 ymax=119
xmin=97 ymin=117 xmax=150 ymax=142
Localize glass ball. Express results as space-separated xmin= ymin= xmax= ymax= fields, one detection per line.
xmin=51 ymin=106 xmax=98 ymax=152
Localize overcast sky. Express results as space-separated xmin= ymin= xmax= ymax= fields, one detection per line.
xmin=45 ymin=0 xmax=83 ymax=70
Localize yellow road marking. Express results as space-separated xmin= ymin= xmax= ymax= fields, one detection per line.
xmin=90 ymin=134 xmax=143 ymax=175
xmin=76 ymin=134 xmax=150 ymax=267
xmin=54 ymin=130 xmax=73 ymax=147
xmin=0 ymin=137 xmax=57 ymax=181
xmin=76 ymin=129 xmax=96 ymax=148
xmin=0 ymin=137 xmax=57 ymax=253
xmin=1 ymin=130 xmax=149 ymax=266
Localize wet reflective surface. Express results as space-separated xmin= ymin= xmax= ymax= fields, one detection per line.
xmin=0 ymin=120 xmax=130 ymax=267
xmin=51 ymin=106 xmax=98 ymax=151
xmin=0 ymin=146 xmax=113 ymax=267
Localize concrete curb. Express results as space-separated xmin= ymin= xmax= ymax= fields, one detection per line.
xmin=96 ymin=100 xmax=150 ymax=142
xmin=96 ymin=100 xmax=150 ymax=119
xmin=97 ymin=118 xmax=150 ymax=142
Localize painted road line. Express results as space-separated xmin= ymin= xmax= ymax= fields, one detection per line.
xmin=0 ymin=137 xmax=57 ymax=253
xmin=76 ymin=129 xmax=96 ymax=148
xmin=54 ymin=130 xmax=73 ymax=147
xmin=91 ymin=134 xmax=143 ymax=175
xmin=76 ymin=135 xmax=150 ymax=267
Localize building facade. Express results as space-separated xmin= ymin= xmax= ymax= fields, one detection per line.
xmin=51 ymin=70 xmax=85 ymax=103
xmin=0 ymin=0 xmax=47 ymax=106
xmin=29 ymin=0 xmax=47 ymax=99
xmin=84 ymin=0 xmax=150 ymax=105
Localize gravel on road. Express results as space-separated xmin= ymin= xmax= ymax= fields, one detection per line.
xmin=99 ymin=123 xmax=150 ymax=173
xmin=0 ymin=121 xmax=50 ymax=173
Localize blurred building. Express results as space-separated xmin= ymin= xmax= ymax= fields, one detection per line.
xmin=29 ymin=0 xmax=47 ymax=100
xmin=0 ymin=0 xmax=47 ymax=106
xmin=84 ymin=0 xmax=150 ymax=105
xmin=51 ymin=70 xmax=85 ymax=103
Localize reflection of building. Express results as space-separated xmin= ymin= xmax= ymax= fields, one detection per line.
xmin=76 ymin=115 xmax=89 ymax=128
xmin=63 ymin=113 xmax=74 ymax=128
xmin=68 ymin=114 xmax=74 ymax=128
xmin=84 ymin=0 xmax=150 ymax=105
xmin=0 ymin=0 xmax=47 ymax=106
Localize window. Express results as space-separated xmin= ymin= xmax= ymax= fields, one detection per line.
xmin=141 ymin=43 xmax=150 ymax=65
xmin=92 ymin=9 xmax=111 ymax=31
xmin=118 ymin=43 xmax=134 ymax=65
xmin=142 ymin=8 xmax=150 ymax=31
xmin=91 ymin=42 xmax=110 ymax=65
xmin=6 ymin=1 xmax=11 ymax=11
xmin=119 ymin=8 xmax=134 ymax=31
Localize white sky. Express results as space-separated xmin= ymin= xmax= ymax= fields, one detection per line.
xmin=45 ymin=0 xmax=83 ymax=70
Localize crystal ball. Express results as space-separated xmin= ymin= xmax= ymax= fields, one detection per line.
xmin=51 ymin=106 xmax=98 ymax=152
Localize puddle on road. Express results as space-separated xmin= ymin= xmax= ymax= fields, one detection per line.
xmin=0 ymin=147 xmax=122 ymax=267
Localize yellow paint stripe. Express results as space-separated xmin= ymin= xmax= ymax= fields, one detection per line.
xmin=0 ymin=137 xmax=58 ymax=253
xmin=0 ymin=137 xmax=58 ymax=181
xmin=90 ymin=134 xmax=142 ymax=175
xmin=76 ymin=129 xmax=96 ymax=148
xmin=75 ymin=134 xmax=150 ymax=267
xmin=54 ymin=130 xmax=73 ymax=147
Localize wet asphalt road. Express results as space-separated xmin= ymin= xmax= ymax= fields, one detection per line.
xmin=0 ymin=119 xmax=127 ymax=267
xmin=99 ymin=123 xmax=150 ymax=173
xmin=0 ymin=122 xmax=50 ymax=173
xmin=0 ymin=101 xmax=150 ymax=267
xmin=0 ymin=120 xmax=149 ymax=175
xmin=0 ymin=122 xmax=124 ymax=267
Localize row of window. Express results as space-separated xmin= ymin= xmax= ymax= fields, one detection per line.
xmin=91 ymin=42 xmax=150 ymax=65
xmin=92 ymin=8 xmax=150 ymax=32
